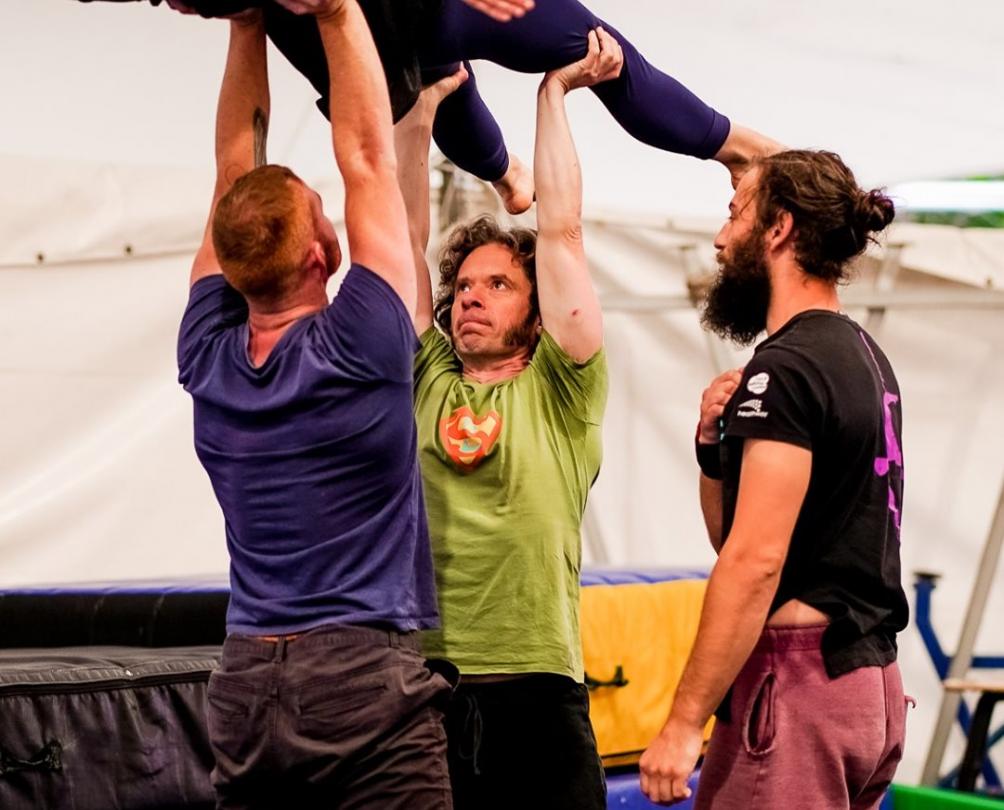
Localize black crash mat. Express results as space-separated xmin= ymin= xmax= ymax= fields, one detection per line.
xmin=0 ymin=645 xmax=220 ymax=810
xmin=0 ymin=579 xmax=229 ymax=648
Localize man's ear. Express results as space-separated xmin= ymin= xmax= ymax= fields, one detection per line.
xmin=767 ymin=210 xmax=795 ymax=252
xmin=306 ymin=241 xmax=326 ymax=279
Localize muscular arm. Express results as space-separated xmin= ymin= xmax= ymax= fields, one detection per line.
xmin=190 ymin=15 xmax=269 ymax=288
xmin=640 ymin=438 xmax=811 ymax=803
xmin=673 ymin=439 xmax=810 ymax=725
xmin=533 ymin=31 xmax=620 ymax=362
xmin=315 ymin=1 xmax=415 ymax=313
xmin=394 ymin=104 xmax=434 ymax=333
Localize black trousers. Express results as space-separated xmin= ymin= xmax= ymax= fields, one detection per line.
xmin=207 ymin=624 xmax=453 ymax=810
xmin=446 ymin=674 xmax=606 ymax=810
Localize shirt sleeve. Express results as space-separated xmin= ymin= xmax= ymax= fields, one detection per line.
xmin=317 ymin=263 xmax=420 ymax=384
xmin=414 ymin=326 xmax=459 ymax=393
xmin=724 ymin=346 xmax=823 ymax=449
xmin=530 ymin=331 xmax=608 ymax=426
xmin=177 ymin=275 xmax=247 ymax=386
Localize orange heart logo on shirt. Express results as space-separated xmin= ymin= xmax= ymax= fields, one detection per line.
xmin=439 ymin=406 xmax=502 ymax=471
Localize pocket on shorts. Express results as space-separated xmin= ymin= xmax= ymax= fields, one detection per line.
xmin=294 ymin=674 xmax=389 ymax=736
xmin=208 ymin=672 xmax=257 ymax=722
xmin=742 ymin=672 xmax=777 ymax=756
xmin=206 ymin=672 xmax=262 ymax=765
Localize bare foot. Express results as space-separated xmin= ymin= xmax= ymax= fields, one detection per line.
xmin=491 ymin=153 xmax=535 ymax=215
xmin=714 ymin=124 xmax=785 ymax=189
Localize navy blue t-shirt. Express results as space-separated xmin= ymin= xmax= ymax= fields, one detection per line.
xmin=177 ymin=265 xmax=439 ymax=635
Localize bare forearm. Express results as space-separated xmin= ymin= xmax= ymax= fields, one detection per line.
xmin=531 ymin=77 xmax=603 ymax=359
xmin=668 ymin=548 xmax=780 ymax=729
xmin=394 ymin=101 xmax=436 ymax=327
xmin=699 ymin=474 xmax=724 ymax=552
xmin=534 ymin=79 xmax=582 ymax=238
xmin=214 ymin=18 xmax=268 ymax=194
xmin=192 ymin=16 xmax=267 ymax=286
xmin=394 ymin=97 xmax=438 ymax=253
xmin=317 ymin=3 xmax=396 ymax=178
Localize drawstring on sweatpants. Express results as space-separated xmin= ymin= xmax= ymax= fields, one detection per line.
xmin=456 ymin=692 xmax=484 ymax=776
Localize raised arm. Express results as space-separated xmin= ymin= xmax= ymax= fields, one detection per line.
xmin=394 ymin=68 xmax=469 ymax=333
xmin=310 ymin=0 xmax=415 ymax=313
xmin=533 ymin=28 xmax=621 ymax=363
xmin=190 ymin=12 xmax=269 ymax=287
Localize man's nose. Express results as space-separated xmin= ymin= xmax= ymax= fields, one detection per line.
xmin=461 ymin=291 xmax=484 ymax=309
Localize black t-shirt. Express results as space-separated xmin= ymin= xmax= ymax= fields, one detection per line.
xmin=720 ymin=310 xmax=909 ymax=677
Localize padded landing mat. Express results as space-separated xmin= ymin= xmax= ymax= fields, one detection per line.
xmin=0 ymin=579 xmax=229 ymax=648
xmin=0 ymin=646 xmax=220 ymax=810
xmin=582 ymin=577 xmax=712 ymax=766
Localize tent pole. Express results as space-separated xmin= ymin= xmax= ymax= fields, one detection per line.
xmin=864 ymin=242 xmax=905 ymax=334
xmin=921 ymin=472 xmax=1004 ymax=785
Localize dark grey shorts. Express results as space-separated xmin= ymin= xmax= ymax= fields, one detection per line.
xmin=207 ymin=623 xmax=453 ymax=810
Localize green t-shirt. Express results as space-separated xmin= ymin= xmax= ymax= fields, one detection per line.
xmin=414 ymin=327 xmax=607 ymax=680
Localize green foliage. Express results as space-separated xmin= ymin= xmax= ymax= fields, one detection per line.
xmin=906 ymin=211 xmax=1004 ymax=228
xmin=901 ymin=175 xmax=1004 ymax=229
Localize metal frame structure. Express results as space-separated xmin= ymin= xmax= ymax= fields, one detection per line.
xmin=920 ymin=486 xmax=1004 ymax=789
xmin=914 ymin=571 xmax=1004 ymax=789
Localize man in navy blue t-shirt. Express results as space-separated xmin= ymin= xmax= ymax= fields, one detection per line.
xmin=176 ymin=1 xmax=457 ymax=807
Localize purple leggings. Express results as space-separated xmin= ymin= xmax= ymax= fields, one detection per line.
xmin=421 ymin=0 xmax=730 ymax=178
xmin=695 ymin=625 xmax=909 ymax=810
xmin=266 ymin=0 xmax=730 ymax=183
xmin=421 ymin=0 xmax=731 ymax=180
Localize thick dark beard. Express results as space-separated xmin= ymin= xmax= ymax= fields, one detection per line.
xmin=502 ymin=309 xmax=540 ymax=351
xmin=701 ymin=229 xmax=772 ymax=347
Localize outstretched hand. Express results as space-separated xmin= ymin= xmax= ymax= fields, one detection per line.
xmin=461 ymin=0 xmax=535 ymax=22
xmin=420 ymin=66 xmax=469 ymax=110
xmin=399 ymin=66 xmax=467 ymax=132
xmin=544 ymin=27 xmax=623 ymax=93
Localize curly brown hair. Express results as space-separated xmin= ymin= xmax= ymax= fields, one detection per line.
xmin=753 ymin=150 xmax=895 ymax=283
xmin=433 ymin=214 xmax=539 ymax=338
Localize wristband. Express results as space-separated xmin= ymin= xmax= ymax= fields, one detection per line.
xmin=695 ymin=423 xmax=723 ymax=480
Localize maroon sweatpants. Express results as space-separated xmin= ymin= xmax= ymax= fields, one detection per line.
xmin=695 ymin=625 xmax=909 ymax=810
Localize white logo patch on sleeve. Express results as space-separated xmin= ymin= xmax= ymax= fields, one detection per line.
xmin=747 ymin=372 xmax=770 ymax=395
xmin=736 ymin=398 xmax=769 ymax=418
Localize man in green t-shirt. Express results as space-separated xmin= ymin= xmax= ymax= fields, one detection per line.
xmin=393 ymin=28 xmax=621 ymax=810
